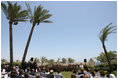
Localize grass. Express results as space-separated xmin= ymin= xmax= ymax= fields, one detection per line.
xmin=54 ymin=71 xmax=72 ymax=78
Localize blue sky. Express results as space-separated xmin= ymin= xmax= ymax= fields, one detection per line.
xmin=1 ymin=1 xmax=117 ymax=62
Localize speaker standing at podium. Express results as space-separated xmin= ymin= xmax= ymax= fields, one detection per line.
xmin=84 ymin=59 xmax=88 ymax=70
xmin=84 ymin=59 xmax=87 ymax=65
xmin=84 ymin=59 xmax=87 ymax=63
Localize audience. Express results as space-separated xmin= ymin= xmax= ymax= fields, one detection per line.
xmin=1 ymin=62 xmax=116 ymax=78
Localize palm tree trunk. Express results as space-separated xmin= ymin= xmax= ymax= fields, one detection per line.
xmin=9 ymin=22 xmax=13 ymax=70
xmin=22 ymin=24 xmax=36 ymax=65
xmin=102 ymin=43 xmax=112 ymax=71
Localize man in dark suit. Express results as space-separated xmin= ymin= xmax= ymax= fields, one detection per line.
xmin=46 ymin=70 xmax=54 ymax=78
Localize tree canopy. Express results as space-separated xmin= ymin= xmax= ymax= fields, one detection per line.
xmin=96 ymin=51 xmax=117 ymax=64
xmin=99 ymin=23 xmax=117 ymax=44
xmin=61 ymin=58 xmax=67 ymax=64
xmin=68 ymin=58 xmax=74 ymax=63
xmin=1 ymin=1 xmax=28 ymax=24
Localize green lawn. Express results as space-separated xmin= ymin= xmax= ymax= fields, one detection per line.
xmin=54 ymin=71 xmax=72 ymax=78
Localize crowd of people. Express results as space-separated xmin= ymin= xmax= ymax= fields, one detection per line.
xmin=71 ymin=68 xmax=116 ymax=78
xmin=1 ymin=60 xmax=63 ymax=78
xmin=1 ymin=61 xmax=116 ymax=78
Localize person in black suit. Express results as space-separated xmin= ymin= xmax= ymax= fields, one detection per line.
xmin=46 ymin=70 xmax=54 ymax=78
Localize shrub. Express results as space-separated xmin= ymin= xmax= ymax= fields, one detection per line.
xmin=95 ymin=64 xmax=117 ymax=71
xmin=1 ymin=62 xmax=21 ymax=67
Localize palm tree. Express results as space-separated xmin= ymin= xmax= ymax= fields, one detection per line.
xmin=56 ymin=58 xmax=60 ymax=65
xmin=40 ymin=57 xmax=48 ymax=66
xmin=48 ymin=59 xmax=55 ymax=66
xmin=22 ymin=3 xmax=52 ymax=65
xmin=34 ymin=57 xmax=40 ymax=63
xmin=1 ymin=2 xmax=28 ymax=69
xmin=16 ymin=60 xmax=20 ymax=63
xmin=99 ymin=23 xmax=116 ymax=71
xmin=68 ymin=58 xmax=74 ymax=64
xmin=61 ymin=58 xmax=67 ymax=64
xmin=1 ymin=59 xmax=7 ymax=64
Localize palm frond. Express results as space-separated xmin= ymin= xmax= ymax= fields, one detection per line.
xmin=2 ymin=2 xmax=28 ymax=23
xmin=1 ymin=2 xmax=8 ymax=17
xmin=41 ymin=20 xmax=53 ymax=23
xmin=16 ymin=19 xmax=27 ymax=22
xmin=34 ymin=6 xmax=36 ymax=18
xmin=16 ymin=10 xmax=28 ymax=18
xmin=40 ymin=14 xmax=52 ymax=21
xmin=34 ymin=5 xmax=43 ymax=20
xmin=25 ymin=3 xmax=53 ymax=25
xmin=13 ymin=3 xmax=21 ymax=19
xmin=100 ymin=23 xmax=112 ymax=34
xmin=41 ymin=9 xmax=49 ymax=16
xmin=7 ymin=1 xmax=14 ymax=20
xmin=26 ymin=3 xmax=33 ymax=18
xmin=99 ymin=23 xmax=117 ymax=43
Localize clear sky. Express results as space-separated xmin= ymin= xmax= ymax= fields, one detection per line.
xmin=1 ymin=1 xmax=117 ymax=62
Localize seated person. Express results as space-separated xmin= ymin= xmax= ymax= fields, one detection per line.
xmin=17 ymin=69 xmax=24 ymax=78
xmin=36 ymin=73 xmax=41 ymax=78
xmin=99 ymin=70 xmax=106 ymax=78
xmin=24 ymin=73 xmax=30 ymax=78
xmin=84 ymin=74 xmax=90 ymax=78
xmin=55 ymin=70 xmax=63 ymax=78
xmin=46 ymin=70 xmax=54 ymax=78
xmin=30 ymin=69 xmax=35 ymax=76
xmin=71 ymin=69 xmax=76 ymax=78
